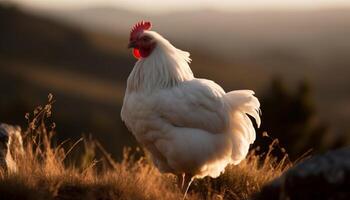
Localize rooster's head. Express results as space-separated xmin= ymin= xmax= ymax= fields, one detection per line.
xmin=128 ymin=21 xmax=156 ymax=59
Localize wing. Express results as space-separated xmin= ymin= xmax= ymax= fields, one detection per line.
xmin=153 ymin=78 xmax=230 ymax=133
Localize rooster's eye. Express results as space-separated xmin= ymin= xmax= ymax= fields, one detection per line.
xmin=141 ymin=36 xmax=151 ymax=42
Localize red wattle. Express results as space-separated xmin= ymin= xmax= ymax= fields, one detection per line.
xmin=133 ymin=48 xmax=141 ymax=59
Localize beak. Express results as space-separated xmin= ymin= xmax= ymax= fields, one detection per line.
xmin=128 ymin=41 xmax=137 ymax=49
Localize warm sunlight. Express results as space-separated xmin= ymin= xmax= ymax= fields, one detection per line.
xmin=10 ymin=0 xmax=350 ymax=12
xmin=1 ymin=0 xmax=349 ymax=199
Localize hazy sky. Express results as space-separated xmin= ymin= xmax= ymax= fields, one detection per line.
xmin=9 ymin=0 xmax=350 ymax=12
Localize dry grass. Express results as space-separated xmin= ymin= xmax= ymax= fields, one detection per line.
xmin=0 ymin=95 xmax=292 ymax=200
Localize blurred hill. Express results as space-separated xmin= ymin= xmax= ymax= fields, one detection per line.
xmin=1 ymin=4 xmax=349 ymax=158
xmin=43 ymin=7 xmax=350 ymax=62
xmin=0 ymin=5 xmax=135 ymax=157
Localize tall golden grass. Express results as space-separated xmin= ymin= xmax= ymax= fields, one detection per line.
xmin=0 ymin=95 xmax=291 ymax=200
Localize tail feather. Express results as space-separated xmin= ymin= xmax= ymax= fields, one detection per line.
xmin=224 ymin=90 xmax=261 ymax=164
xmin=225 ymin=90 xmax=261 ymax=128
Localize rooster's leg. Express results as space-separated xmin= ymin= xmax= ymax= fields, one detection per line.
xmin=177 ymin=173 xmax=185 ymax=189
xmin=182 ymin=174 xmax=194 ymax=200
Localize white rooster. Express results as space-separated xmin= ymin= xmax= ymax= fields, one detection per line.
xmin=121 ymin=21 xmax=261 ymax=196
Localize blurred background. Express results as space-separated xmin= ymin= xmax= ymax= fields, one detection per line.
xmin=1 ymin=0 xmax=350 ymax=160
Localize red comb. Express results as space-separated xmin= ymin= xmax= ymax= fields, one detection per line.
xmin=130 ymin=21 xmax=152 ymax=41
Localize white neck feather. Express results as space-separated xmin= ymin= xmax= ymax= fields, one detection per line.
xmin=127 ymin=31 xmax=194 ymax=92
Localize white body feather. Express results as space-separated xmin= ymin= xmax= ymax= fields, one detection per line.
xmin=121 ymin=31 xmax=260 ymax=178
